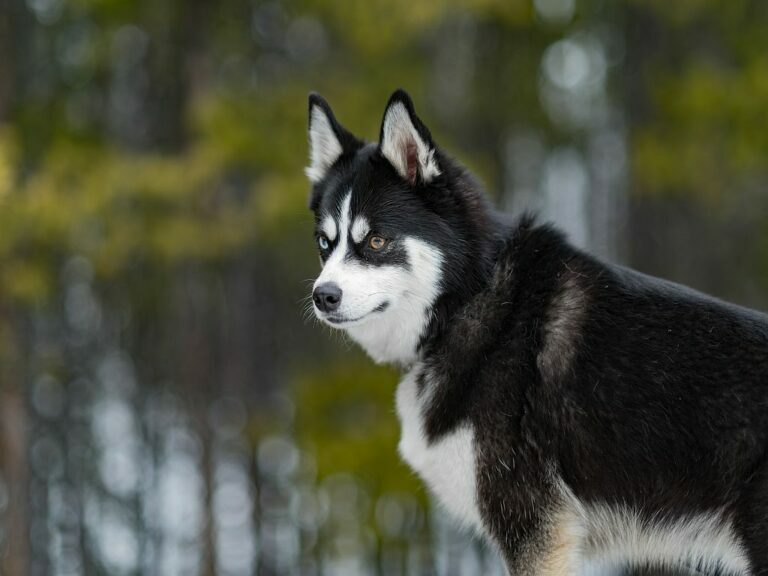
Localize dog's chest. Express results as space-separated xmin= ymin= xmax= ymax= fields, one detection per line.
xmin=395 ymin=366 xmax=483 ymax=531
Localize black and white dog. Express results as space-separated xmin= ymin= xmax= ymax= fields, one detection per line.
xmin=305 ymin=89 xmax=768 ymax=575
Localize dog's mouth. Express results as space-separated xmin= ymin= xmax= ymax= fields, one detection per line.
xmin=322 ymin=301 xmax=390 ymax=326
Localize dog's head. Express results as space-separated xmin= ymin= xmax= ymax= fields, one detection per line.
xmin=306 ymin=90 xmax=494 ymax=366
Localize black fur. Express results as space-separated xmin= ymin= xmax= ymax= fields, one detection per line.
xmin=307 ymin=90 xmax=768 ymax=575
xmin=423 ymin=217 xmax=768 ymax=572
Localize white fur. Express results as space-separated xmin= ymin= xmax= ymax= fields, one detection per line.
xmin=320 ymin=214 xmax=337 ymax=241
xmin=577 ymin=500 xmax=750 ymax=574
xmin=350 ymin=215 xmax=369 ymax=244
xmin=381 ymin=102 xmax=441 ymax=183
xmin=396 ymin=366 xmax=484 ymax=532
xmin=306 ymin=105 xmax=343 ymax=183
xmin=313 ymin=193 xmax=443 ymax=366
xmin=317 ymin=192 xmax=353 ymax=280
xmin=343 ymin=237 xmax=443 ymax=365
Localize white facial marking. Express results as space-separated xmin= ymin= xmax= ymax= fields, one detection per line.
xmin=350 ymin=215 xmax=370 ymax=244
xmin=314 ymin=191 xmax=352 ymax=289
xmin=306 ymin=105 xmax=343 ymax=183
xmin=343 ymin=237 xmax=443 ymax=365
xmin=320 ymin=214 xmax=337 ymax=242
xmin=337 ymin=191 xmax=352 ymax=246
xmin=381 ymin=102 xmax=441 ymax=183
xmin=396 ymin=366 xmax=483 ymax=533
xmin=313 ymin=190 xmax=443 ymax=365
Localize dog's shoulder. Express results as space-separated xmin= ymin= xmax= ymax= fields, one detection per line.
xmin=425 ymin=215 xmax=595 ymax=371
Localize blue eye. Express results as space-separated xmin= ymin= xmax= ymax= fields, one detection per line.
xmin=318 ymin=236 xmax=329 ymax=251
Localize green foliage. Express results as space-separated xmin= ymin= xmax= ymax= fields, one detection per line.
xmin=0 ymin=139 xmax=260 ymax=302
xmin=293 ymin=357 xmax=425 ymax=500
xmin=300 ymin=0 xmax=532 ymax=56
xmin=630 ymin=0 xmax=768 ymax=200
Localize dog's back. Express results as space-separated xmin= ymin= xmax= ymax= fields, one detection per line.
xmin=306 ymin=90 xmax=768 ymax=575
xmin=416 ymin=218 xmax=768 ymax=574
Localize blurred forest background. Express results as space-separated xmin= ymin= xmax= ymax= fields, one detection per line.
xmin=0 ymin=0 xmax=767 ymax=575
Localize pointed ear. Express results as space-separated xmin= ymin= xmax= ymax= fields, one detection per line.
xmin=306 ymin=93 xmax=361 ymax=183
xmin=379 ymin=89 xmax=441 ymax=185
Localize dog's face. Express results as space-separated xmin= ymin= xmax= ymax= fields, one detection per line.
xmin=306 ymin=91 xmax=451 ymax=366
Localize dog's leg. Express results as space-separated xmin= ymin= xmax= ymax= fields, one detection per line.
xmin=497 ymin=500 xmax=584 ymax=576
xmin=736 ymin=456 xmax=768 ymax=575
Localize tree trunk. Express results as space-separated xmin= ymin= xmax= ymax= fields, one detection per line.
xmin=178 ymin=268 xmax=217 ymax=576
xmin=0 ymin=387 xmax=29 ymax=576
xmin=0 ymin=0 xmax=14 ymax=122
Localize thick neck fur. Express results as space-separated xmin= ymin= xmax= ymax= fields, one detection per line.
xmin=416 ymin=154 xmax=509 ymax=359
xmin=419 ymin=216 xmax=572 ymax=438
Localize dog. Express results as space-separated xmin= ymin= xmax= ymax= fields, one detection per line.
xmin=305 ymin=89 xmax=768 ymax=575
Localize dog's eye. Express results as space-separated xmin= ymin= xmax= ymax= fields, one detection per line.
xmin=318 ymin=236 xmax=329 ymax=251
xmin=368 ymin=236 xmax=387 ymax=250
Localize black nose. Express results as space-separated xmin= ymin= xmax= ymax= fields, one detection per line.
xmin=313 ymin=282 xmax=342 ymax=313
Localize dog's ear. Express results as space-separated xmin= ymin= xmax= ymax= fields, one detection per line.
xmin=378 ymin=89 xmax=441 ymax=186
xmin=306 ymin=93 xmax=361 ymax=183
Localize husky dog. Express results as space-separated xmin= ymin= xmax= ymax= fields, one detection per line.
xmin=305 ymin=89 xmax=768 ymax=575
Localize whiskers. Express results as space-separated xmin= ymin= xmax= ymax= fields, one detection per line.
xmin=297 ymin=293 xmax=353 ymax=351
xmin=299 ymin=293 xmax=319 ymax=325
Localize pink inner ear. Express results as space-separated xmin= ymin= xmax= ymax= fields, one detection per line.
xmin=405 ymin=139 xmax=419 ymax=184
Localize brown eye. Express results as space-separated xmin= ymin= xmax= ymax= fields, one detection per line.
xmin=368 ymin=235 xmax=386 ymax=250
